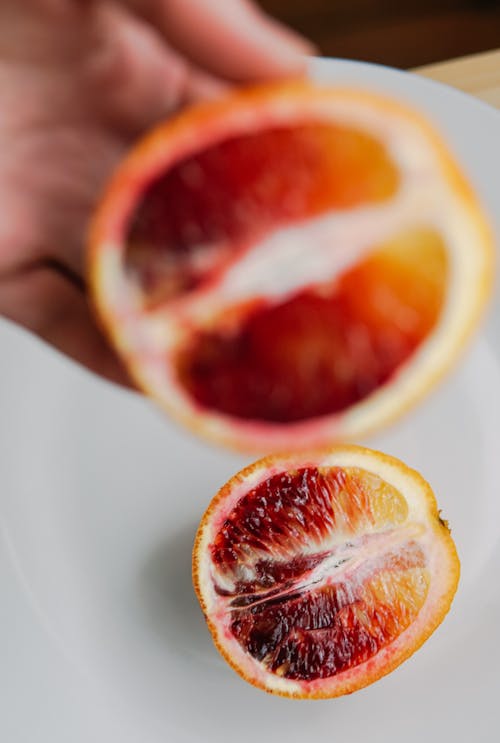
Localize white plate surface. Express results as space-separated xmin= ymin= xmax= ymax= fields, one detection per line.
xmin=1 ymin=58 xmax=499 ymax=743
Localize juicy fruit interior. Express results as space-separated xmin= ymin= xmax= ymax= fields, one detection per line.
xmin=210 ymin=466 xmax=429 ymax=682
xmin=126 ymin=123 xmax=448 ymax=423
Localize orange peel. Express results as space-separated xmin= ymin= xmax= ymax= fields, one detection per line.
xmin=89 ymin=82 xmax=493 ymax=451
xmin=192 ymin=444 xmax=460 ymax=698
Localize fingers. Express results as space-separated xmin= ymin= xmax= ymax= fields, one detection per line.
xmin=86 ymin=3 xmax=189 ymax=128
xmin=85 ymin=2 xmax=228 ymax=134
xmin=123 ymin=0 xmax=315 ymax=82
xmin=86 ymin=0 xmax=313 ymax=133
xmin=0 ymin=262 xmax=133 ymax=386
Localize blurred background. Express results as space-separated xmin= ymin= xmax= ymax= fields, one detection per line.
xmin=259 ymin=0 xmax=500 ymax=68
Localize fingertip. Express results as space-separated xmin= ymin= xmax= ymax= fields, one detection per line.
xmin=240 ymin=12 xmax=318 ymax=79
xmin=269 ymin=26 xmax=318 ymax=62
xmin=149 ymin=0 xmax=317 ymax=83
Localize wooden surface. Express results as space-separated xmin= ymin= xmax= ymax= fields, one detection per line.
xmin=417 ymin=49 xmax=500 ymax=109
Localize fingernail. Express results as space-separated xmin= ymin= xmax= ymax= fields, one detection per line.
xmin=281 ymin=30 xmax=318 ymax=57
xmin=262 ymin=21 xmax=318 ymax=70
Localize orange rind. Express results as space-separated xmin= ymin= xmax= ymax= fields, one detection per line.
xmin=192 ymin=445 xmax=460 ymax=698
xmin=89 ymin=82 xmax=493 ymax=451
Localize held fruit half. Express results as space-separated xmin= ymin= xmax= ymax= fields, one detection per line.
xmin=89 ymin=82 xmax=493 ymax=451
xmin=192 ymin=445 xmax=459 ymax=698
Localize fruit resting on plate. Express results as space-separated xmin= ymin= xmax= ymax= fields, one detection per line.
xmin=192 ymin=445 xmax=459 ymax=698
xmin=89 ymin=82 xmax=492 ymax=451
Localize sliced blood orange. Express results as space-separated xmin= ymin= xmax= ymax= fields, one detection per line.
xmin=89 ymin=82 xmax=493 ymax=451
xmin=192 ymin=445 xmax=459 ymax=698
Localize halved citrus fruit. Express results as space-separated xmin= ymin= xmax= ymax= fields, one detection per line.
xmin=192 ymin=445 xmax=459 ymax=698
xmin=89 ymin=82 xmax=492 ymax=451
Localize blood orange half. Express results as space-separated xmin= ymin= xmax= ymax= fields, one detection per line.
xmin=89 ymin=82 xmax=492 ymax=451
xmin=192 ymin=445 xmax=459 ymax=698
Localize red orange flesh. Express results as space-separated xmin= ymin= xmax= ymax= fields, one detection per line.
xmin=126 ymin=122 xmax=399 ymax=305
xmin=177 ymin=228 xmax=448 ymax=422
xmin=193 ymin=446 xmax=459 ymax=698
xmin=89 ymin=82 xmax=492 ymax=451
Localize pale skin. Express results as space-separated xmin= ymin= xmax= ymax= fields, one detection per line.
xmin=0 ymin=0 xmax=313 ymax=385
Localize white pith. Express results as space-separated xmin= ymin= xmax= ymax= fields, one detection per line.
xmin=194 ymin=448 xmax=458 ymax=696
xmin=93 ymin=87 xmax=491 ymax=451
xmin=211 ymin=522 xmax=423 ymax=597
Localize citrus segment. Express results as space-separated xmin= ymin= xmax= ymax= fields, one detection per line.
xmin=126 ymin=123 xmax=398 ymax=304
xmin=90 ymin=82 xmax=492 ymax=451
xmin=229 ymin=552 xmax=428 ymax=682
xmin=193 ymin=446 xmax=459 ymax=698
xmin=177 ymin=227 xmax=448 ymax=422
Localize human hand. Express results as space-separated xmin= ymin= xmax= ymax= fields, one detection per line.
xmin=0 ymin=0 xmax=312 ymax=384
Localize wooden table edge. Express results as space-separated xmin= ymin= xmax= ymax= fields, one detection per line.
xmin=415 ymin=48 xmax=500 ymax=109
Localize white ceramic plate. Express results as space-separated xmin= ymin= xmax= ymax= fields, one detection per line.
xmin=1 ymin=58 xmax=499 ymax=743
